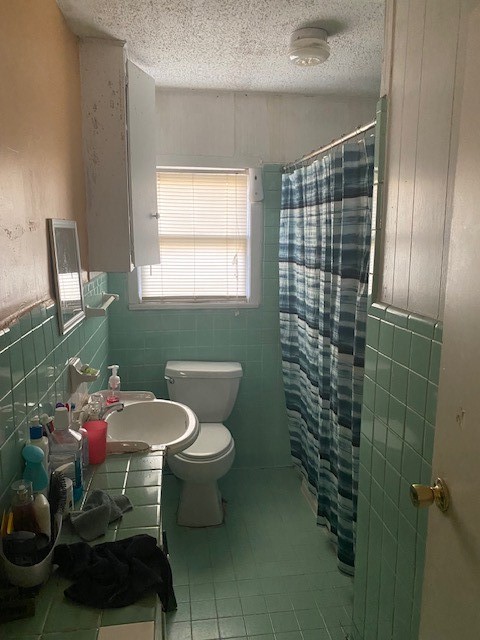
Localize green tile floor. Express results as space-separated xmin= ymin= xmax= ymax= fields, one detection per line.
xmin=163 ymin=468 xmax=353 ymax=640
xmin=2 ymin=463 xmax=352 ymax=639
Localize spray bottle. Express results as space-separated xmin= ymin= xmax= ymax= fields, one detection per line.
xmin=106 ymin=365 xmax=121 ymax=404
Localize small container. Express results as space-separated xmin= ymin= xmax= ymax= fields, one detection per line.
xmin=86 ymin=394 xmax=103 ymax=419
xmin=33 ymin=494 xmax=51 ymax=541
xmin=11 ymin=481 xmax=40 ymax=534
xmin=83 ymin=420 xmax=108 ymax=464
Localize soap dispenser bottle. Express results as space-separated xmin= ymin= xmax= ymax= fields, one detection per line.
xmin=106 ymin=365 xmax=121 ymax=404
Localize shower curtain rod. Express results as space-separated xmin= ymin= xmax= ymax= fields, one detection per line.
xmin=284 ymin=119 xmax=376 ymax=171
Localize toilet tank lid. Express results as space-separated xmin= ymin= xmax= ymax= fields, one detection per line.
xmin=165 ymin=361 xmax=243 ymax=379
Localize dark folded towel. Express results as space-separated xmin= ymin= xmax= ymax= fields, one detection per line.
xmin=53 ymin=534 xmax=177 ymax=611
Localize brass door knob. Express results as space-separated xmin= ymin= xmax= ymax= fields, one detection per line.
xmin=410 ymin=477 xmax=450 ymax=512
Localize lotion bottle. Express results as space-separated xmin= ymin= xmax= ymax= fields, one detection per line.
xmin=33 ymin=493 xmax=51 ymax=541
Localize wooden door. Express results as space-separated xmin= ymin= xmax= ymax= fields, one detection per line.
xmin=419 ymin=3 xmax=480 ymax=637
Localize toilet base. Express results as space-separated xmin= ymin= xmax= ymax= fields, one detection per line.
xmin=177 ymin=481 xmax=224 ymax=527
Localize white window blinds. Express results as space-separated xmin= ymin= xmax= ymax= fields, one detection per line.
xmin=140 ymin=170 xmax=249 ymax=302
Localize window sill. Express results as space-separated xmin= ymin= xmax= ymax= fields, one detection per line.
xmin=128 ymin=301 xmax=260 ymax=311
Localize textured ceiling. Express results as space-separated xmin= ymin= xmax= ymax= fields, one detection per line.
xmin=57 ymin=0 xmax=384 ymax=96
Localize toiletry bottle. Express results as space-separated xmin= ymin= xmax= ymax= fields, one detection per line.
xmin=11 ymin=480 xmax=40 ymax=534
xmin=40 ymin=413 xmax=54 ymax=434
xmin=33 ymin=494 xmax=51 ymax=541
xmin=22 ymin=445 xmax=49 ymax=495
xmin=29 ymin=422 xmax=49 ymax=477
xmin=106 ymin=365 xmax=121 ymax=404
xmin=50 ymin=407 xmax=83 ymax=502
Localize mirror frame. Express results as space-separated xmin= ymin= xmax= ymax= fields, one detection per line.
xmin=47 ymin=219 xmax=85 ymax=335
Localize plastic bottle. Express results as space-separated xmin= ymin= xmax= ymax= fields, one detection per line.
xmin=50 ymin=407 xmax=83 ymax=502
xmin=22 ymin=445 xmax=49 ymax=495
xmin=11 ymin=480 xmax=40 ymax=534
xmin=106 ymin=365 xmax=121 ymax=404
xmin=29 ymin=422 xmax=49 ymax=477
xmin=33 ymin=494 xmax=51 ymax=541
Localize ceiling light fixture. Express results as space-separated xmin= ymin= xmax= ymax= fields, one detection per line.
xmin=288 ymin=27 xmax=330 ymax=67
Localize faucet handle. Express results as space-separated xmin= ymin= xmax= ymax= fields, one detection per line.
xmin=99 ymin=402 xmax=124 ymax=421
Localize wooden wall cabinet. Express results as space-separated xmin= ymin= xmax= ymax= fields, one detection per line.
xmin=79 ymin=38 xmax=159 ymax=272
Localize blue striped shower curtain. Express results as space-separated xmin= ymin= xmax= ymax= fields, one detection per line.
xmin=279 ymin=137 xmax=374 ymax=573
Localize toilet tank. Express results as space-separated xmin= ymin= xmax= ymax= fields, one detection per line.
xmin=165 ymin=361 xmax=243 ymax=422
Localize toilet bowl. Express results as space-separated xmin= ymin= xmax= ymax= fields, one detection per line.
xmin=168 ymin=423 xmax=235 ymax=526
xmin=165 ymin=361 xmax=242 ymax=527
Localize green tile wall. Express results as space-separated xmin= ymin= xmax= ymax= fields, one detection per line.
xmin=0 ymin=273 xmax=109 ymax=513
xmin=107 ymin=165 xmax=291 ymax=469
xmin=352 ymin=303 xmax=442 ymax=640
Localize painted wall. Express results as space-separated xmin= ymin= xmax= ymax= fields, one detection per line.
xmin=108 ymin=166 xmax=291 ymax=468
xmin=378 ymin=0 xmax=469 ymax=319
xmin=0 ymin=275 xmax=109 ymax=513
xmin=0 ymin=3 xmax=110 ymax=513
xmin=156 ymin=89 xmax=377 ymax=168
xmin=0 ymin=0 xmax=88 ymax=325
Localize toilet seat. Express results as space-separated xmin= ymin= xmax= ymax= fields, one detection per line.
xmin=175 ymin=423 xmax=233 ymax=462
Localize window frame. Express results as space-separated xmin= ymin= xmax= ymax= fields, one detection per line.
xmin=128 ymin=167 xmax=263 ymax=310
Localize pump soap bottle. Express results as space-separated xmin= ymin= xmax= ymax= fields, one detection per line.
xmin=106 ymin=365 xmax=121 ymax=404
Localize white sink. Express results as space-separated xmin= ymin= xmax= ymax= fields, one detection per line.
xmin=105 ymin=399 xmax=199 ymax=454
xmin=93 ymin=390 xmax=156 ymax=406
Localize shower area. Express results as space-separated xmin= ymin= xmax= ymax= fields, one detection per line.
xmin=279 ymin=121 xmax=376 ymax=576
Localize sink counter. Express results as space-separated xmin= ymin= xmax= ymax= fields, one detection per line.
xmin=1 ymin=451 xmax=167 ymax=640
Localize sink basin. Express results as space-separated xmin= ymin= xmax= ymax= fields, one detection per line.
xmin=105 ymin=399 xmax=199 ymax=454
xmin=93 ymin=390 xmax=156 ymax=406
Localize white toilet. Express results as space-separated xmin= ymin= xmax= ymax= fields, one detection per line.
xmin=165 ymin=360 xmax=243 ymax=527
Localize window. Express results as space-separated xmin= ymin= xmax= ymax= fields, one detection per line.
xmin=131 ymin=168 xmax=262 ymax=309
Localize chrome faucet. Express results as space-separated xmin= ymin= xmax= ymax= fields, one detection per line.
xmin=98 ymin=402 xmax=124 ymax=420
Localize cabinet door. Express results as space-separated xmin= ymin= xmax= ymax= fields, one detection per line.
xmin=79 ymin=38 xmax=132 ymax=272
xmin=127 ymin=61 xmax=160 ymax=267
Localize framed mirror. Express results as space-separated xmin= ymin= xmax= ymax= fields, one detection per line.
xmin=48 ymin=219 xmax=85 ymax=335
